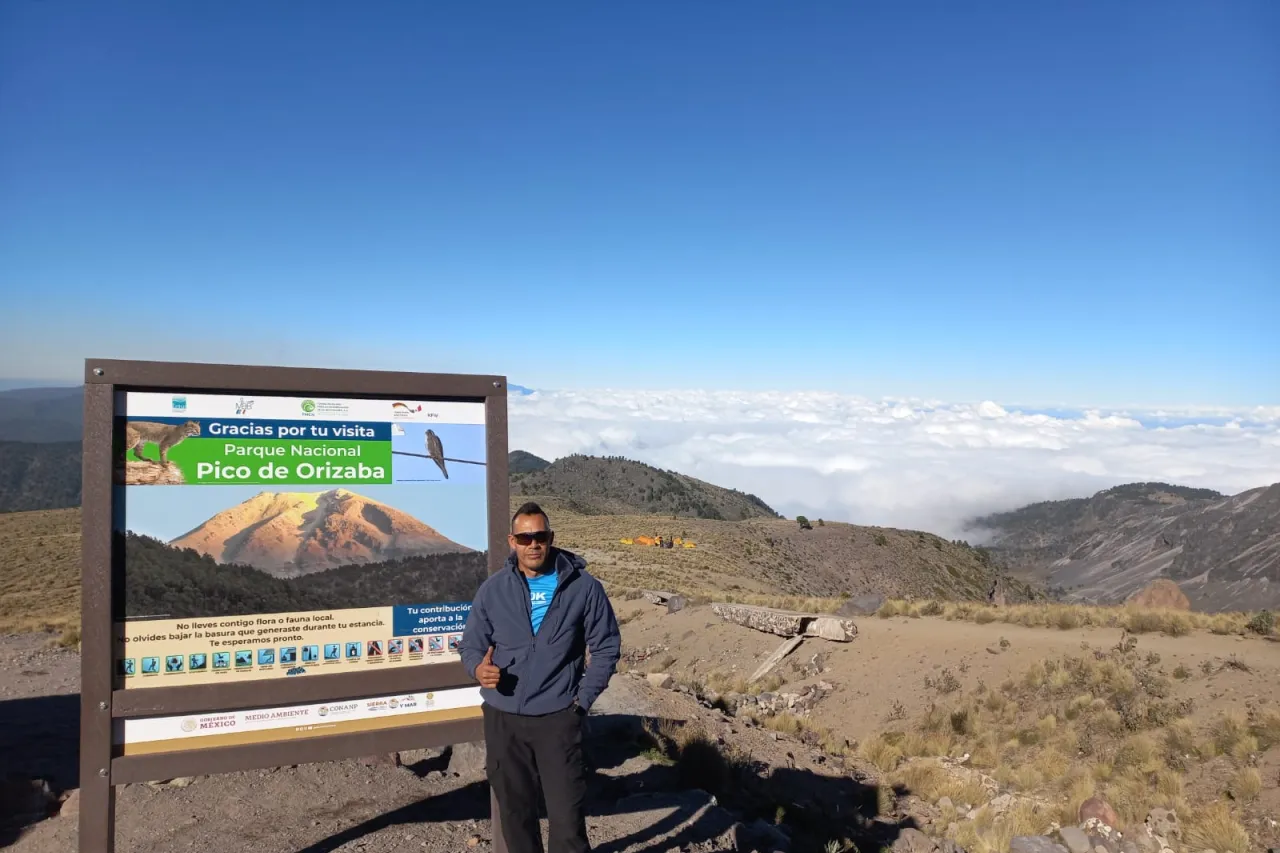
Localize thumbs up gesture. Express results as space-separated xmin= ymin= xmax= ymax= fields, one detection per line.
xmin=476 ymin=645 xmax=500 ymax=689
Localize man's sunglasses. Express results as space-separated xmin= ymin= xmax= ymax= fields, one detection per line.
xmin=513 ymin=530 xmax=551 ymax=546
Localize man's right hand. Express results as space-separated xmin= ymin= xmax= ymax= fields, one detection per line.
xmin=476 ymin=645 xmax=500 ymax=689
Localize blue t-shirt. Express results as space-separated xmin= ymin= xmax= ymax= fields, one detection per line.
xmin=527 ymin=571 xmax=559 ymax=634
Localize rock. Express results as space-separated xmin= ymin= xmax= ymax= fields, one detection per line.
xmin=803 ymin=616 xmax=857 ymax=642
xmin=937 ymin=796 xmax=954 ymax=811
xmin=147 ymin=776 xmax=196 ymax=788
xmin=642 ymin=590 xmax=673 ymax=605
xmin=837 ymin=593 xmax=886 ymax=617
xmin=0 ymin=777 xmax=57 ymax=821
xmin=1125 ymin=579 xmax=1191 ymax=611
xmin=988 ymin=793 xmax=1017 ymax=816
xmin=647 ymin=672 xmax=675 ymax=689
xmin=666 ymin=595 xmax=687 ymax=614
xmin=357 ymin=753 xmax=402 ymax=768
xmin=891 ymin=828 xmax=939 ymax=853
xmin=749 ymin=636 xmax=807 ymax=682
xmin=1145 ymin=808 xmax=1180 ymax=843
xmin=447 ymin=742 xmax=487 ymax=778
xmin=712 ymin=603 xmax=806 ymax=636
xmin=1123 ymin=830 xmax=1160 ymax=853
xmin=1010 ymin=838 xmax=1070 ymax=853
xmin=397 ymin=747 xmax=444 ymax=766
xmin=1081 ymin=818 xmax=1118 ymax=841
xmin=1117 ymin=842 xmax=1142 ymax=853
xmin=1079 ymin=797 xmax=1121 ymax=830
xmin=57 ymin=788 xmax=80 ymax=820
xmin=1058 ymin=827 xmax=1092 ymax=853
xmin=989 ymin=578 xmax=1007 ymax=607
xmin=466 ymin=835 xmax=482 ymax=848
xmin=742 ymin=818 xmax=791 ymax=852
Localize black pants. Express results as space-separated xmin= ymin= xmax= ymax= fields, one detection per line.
xmin=483 ymin=703 xmax=590 ymax=853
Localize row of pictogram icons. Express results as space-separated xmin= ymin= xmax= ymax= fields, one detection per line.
xmin=118 ymin=634 xmax=462 ymax=677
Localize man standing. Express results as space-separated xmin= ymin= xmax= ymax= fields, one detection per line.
xmin=460 ymin=502 xmax=621 ymax=853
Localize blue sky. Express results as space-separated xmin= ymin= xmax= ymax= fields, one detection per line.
xmin=1 ymin=1 xmax=1275 ymax=406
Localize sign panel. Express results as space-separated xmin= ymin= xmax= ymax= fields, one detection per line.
xmin=112 ymin=390 xmax=489 ymax=690
xmin=114 ymin=685 xmax=483 ymax=755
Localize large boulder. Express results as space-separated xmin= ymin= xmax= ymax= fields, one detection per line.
xmin=1125 ymin=579 xmax=1191 ymax=611
xmin=837 ymin=593 xmax=886 ymax=617
xmin=711 ymin=603 xmax=806 ymax=637
xmin=803 ymin=616 xmax=856 ymax=642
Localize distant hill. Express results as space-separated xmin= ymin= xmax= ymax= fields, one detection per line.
xmin=508 ymin=450 xmax=551 ymax=474
xmin=519 ymin=495 xmax=1037 ymax=604
xmin=0 ymin=441 xmax=81 ymax=513
xmin=970 ymin=481 xmax=1280 ymax=611
xmin=513 ymin=453 xmax=782 ymax=521
xmin=0 ymin=386 xmax=83 ymax=442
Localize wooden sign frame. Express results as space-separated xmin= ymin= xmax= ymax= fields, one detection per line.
xmin=78 ymin=358 xmax=510 ymax=853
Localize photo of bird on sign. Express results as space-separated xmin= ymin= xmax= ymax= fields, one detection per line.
xmin=389 ymin=422 xmax=487 ymax=483
xmin=426 ymin=428 xmax=448 ymax=479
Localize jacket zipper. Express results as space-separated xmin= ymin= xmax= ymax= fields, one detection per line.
xmin=514 ymin=570 xmax=534 ymax=714
xmin=513 ymin=557 xmax=576 ymax=714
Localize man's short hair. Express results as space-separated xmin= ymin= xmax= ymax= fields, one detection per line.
xmin=511 ymin=501 xmax=550 ymax=530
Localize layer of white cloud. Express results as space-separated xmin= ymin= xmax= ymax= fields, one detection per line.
xmin=508 ymin=389 xmax=1280 ymax=540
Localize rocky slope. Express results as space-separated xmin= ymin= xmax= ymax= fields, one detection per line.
xmin=530 ymin=497 xmax=1040 ymax=604
xmin=170 ymin=488 xmax=472 ymax=576
xmin=0 ymin=442 xmax=80 ymax=513
xmin=970 ymin=482 xmax=1280 ymax=611
xmin=512 ymin=453 xmax=781 ymax=521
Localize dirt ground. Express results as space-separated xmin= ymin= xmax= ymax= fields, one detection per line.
xmin=3 ymin=603 xmax=1279 ymax=852
xmin=0 ymin=629 xmax=893 ymax=853
xmin=617 ymin=600 xmax=1280 ymax=847
xmin=615 ymin=602 xmax=1280 ymax=744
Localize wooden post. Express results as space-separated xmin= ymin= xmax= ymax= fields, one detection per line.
xmin=79 ymin=381 xmax=116 ymax=853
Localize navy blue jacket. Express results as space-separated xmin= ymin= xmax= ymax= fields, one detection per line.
xmin=459 ymin=547 xmax=621 ymax=716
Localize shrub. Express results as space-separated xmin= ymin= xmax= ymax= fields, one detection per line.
xmin=1246 ymin=610 xmax=1275 ymax=635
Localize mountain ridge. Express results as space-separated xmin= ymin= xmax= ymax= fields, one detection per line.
xmin=513 ymin=453 xmax=781 ymax=521
xmin=971 ymin=481 xmax=1280 ymax=611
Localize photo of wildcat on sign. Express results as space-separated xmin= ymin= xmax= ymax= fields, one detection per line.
xmin=117 ymin=419 xmax=204 ymax=485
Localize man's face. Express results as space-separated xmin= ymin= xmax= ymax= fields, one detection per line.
xmin=509 ymin=512 xmax=553 ymax=574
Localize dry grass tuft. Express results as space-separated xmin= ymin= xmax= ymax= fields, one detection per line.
xmin=1229 ymin=767 xmax=1262 ymax=803
xmin=1250 ymin=707 xmax=1280 ymax=750
xmin=1184 ymin=801 xmax=1252 ymax=853
xmin=863 ymin=637 xmax=1269 ymax=853
xmin=949 ymin=798 xmax=1049 ymax=853
xmin=891 ymin=759 xmax=992 ymax=810
xmin=1210 ymin=712 xmax=1254 ymax=759
xmin=859 ymin=733 xmax=904 ymax=773
xmin=705 ymin=670 xmax=784 ymax=696
xmin=899 ymin=598 xmax=1264 ymax=638
xmin=640 ymin=717 xmax=750 ymax=797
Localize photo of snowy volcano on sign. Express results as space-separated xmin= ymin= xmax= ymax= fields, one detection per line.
xmin=170 ymin=488 xmax=474 ymax=576
xmin=118 ymin=488 xmax=488 ymax=620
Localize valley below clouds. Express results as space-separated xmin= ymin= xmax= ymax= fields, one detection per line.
xmin=509 ymin=389 xmax=1280 ymax=540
